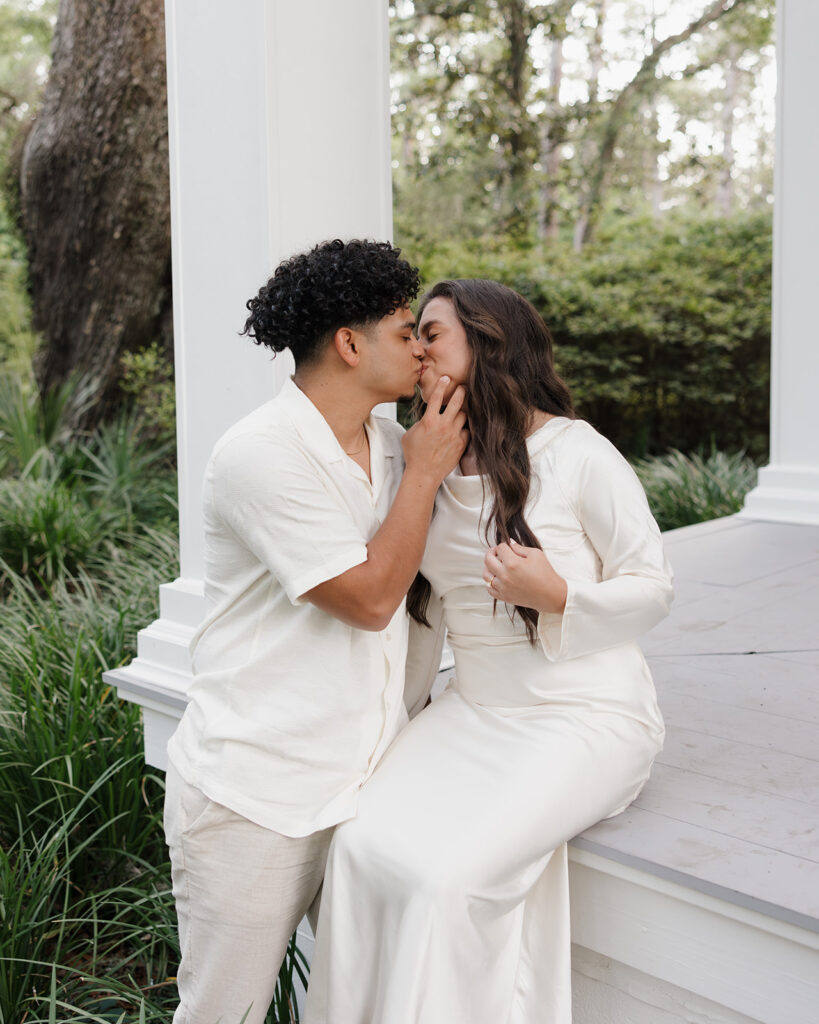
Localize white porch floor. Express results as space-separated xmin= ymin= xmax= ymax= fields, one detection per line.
xmin=564 ymin=514 xmax=819 ymax=1023
xmin=578 ymin=515 xmax=819 ymax=932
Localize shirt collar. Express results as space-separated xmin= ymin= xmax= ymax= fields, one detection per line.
xmin=277 ymin=377 xmax=396 ymax=476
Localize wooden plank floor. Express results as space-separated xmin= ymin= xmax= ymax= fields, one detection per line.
xmin=575 ymin=516 xmax=819 ymax=932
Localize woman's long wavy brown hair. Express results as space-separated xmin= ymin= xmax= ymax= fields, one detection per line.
xmin=407 ymin=279 xmax=575 ymax=643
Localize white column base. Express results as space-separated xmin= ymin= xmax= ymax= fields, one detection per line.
xmin=739 ymin=464 xmax=819 ymax=526
xmin=103 ymin=577 xmax=202 ymax=769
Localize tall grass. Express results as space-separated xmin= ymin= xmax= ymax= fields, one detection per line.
xmin=0 ymin=364 xmax=307 ymax=1020
xmin=0 ymin=371 xmax=98 ymax=478
xmin=635 ymin=448 xmax=758 ymax=532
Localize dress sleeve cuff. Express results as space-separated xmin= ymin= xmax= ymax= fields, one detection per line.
xmin=536 ymin=581 xmax=575 ymax=662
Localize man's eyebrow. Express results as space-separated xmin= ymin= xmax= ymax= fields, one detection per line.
xmin=400 ymin=318 xmax=416 ymax=329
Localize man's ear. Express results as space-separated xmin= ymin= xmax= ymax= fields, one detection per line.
xmin=333 ymin=327 xmax=360 ymax=368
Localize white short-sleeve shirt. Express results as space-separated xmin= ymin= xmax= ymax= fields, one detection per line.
xmin=167 ymin=378 xmax=410 ymax=837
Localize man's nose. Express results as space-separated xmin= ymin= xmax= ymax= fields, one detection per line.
xmin=411 ymin=335 xmax=425 ymax=358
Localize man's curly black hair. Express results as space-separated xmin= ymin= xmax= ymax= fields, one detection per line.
xmin=242 ymin=239 xmax=421 ymax=367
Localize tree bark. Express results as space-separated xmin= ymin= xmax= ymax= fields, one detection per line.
xmin=20 ymin=0 xmax=171 ymax=421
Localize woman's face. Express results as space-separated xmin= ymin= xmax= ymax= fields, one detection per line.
xmin=417 ymin=296 xmax=472 ymax=405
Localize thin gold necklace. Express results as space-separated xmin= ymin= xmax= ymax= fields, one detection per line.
xmin=344 ymin=430 xmax=368 ymax=456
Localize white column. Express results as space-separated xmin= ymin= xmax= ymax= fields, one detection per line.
xmin=741 ymin=0 xmax=819 ymax=526
xmin=106 ymin=0 xmax=393 ymax=767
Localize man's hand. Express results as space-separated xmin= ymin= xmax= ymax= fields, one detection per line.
xmin=303 ymin=375 xmax=467 ymax=631
xmin=402 ymin=375 xmax=468 ymax=485
xmin=484 ymin=540 xmax=568 ymax=614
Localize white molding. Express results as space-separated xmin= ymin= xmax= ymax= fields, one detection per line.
xmin=104 ymin=579 xmax=201 ymax=769
xmin=568 ymin=848 xmax=819 ymax=1024
xmin=740 ymin=465 xmax=819 ymax=526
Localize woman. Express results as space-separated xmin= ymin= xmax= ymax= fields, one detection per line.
xmin=304 ymin=280 xmax=673 ymax=1024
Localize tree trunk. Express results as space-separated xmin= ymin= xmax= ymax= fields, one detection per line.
xmin=20 ymin=0 xmax=171 ymax=421
xmin=573 ymin=0 xmax=606 ymax=252
xmin=499 ymin=0 xmax=533 ymax=233
xmin=647 ymin=7 xmax=664 ymax=220
xmin=717 ymin=46 xmax=739 ymax=216
xmin=537 ymin=35 xmax=564 ymax=241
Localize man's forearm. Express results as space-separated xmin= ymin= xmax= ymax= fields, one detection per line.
xmin=303 ymin=466 xmax=438 ymax=631
xmin=361 ymin=466 xmax=440 ymax=625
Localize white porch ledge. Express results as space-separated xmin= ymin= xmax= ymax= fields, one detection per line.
xmin=565 ymin=514 xmax=819 ymax=1023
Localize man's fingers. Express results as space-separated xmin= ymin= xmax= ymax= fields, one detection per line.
xmin=440 ymin=383 xmax=466 ymax=419
xmin=423 ymin=375 xmax=451 ymax=416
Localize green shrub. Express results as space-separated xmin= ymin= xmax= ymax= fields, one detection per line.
xmin=120 ymin=341 xmax=176 ymax=447
xmin=0 ymin=371 xmax=98 ymax=478
xmin=0 ymin=477 xmax=102 ymax=586
xmin=0 ymin=203 xmax=38 ymax=376
xmin=0 ymin=773 xmax=127 ymax=1020
xmin=0 ymin=528 xmax=179 ymax=878
xmin=634 ymin=448 xmax=758 ymax=531
xmin=405 ymin=211 xmax=772 ymax=460
xmin=78 ymin=410 xmax=177 ymax=532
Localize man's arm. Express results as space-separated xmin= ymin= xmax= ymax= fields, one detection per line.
xmin=303 ymin=376 xmax=467 ymax=631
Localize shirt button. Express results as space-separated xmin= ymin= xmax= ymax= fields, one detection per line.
xmin=384 ymin=630 xmax=392 ymax=642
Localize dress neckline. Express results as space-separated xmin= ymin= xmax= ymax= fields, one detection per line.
xmin=453 ymin=416 xmax=572 ymax=480
xmin=443 ymin=417 xmax=573 ymax=508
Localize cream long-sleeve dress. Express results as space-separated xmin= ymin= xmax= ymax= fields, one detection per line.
xmin=304 ymin=417 xmax=674 ymax=1024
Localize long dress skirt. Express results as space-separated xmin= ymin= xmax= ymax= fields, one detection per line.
xmin=304 ymin=420 xmax=671 ymax=1024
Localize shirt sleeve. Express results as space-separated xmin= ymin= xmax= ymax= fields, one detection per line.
xmin=403 ymin=590 xmax=446 ymax=719
xmin=537 ymin=426 xmax=674 ymax=661
xmin=210 ymin=432 xmax=369 ymax=605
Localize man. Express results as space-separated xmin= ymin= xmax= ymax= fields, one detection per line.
xmin=163 ymin=239 xmax=467 ymax=1024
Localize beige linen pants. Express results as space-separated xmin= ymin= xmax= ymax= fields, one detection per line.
xmin=164 ymin=763 xmax=332 ymax=1024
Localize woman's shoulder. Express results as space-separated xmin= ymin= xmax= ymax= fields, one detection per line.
xmin=531 ymin=416 xmax=618 ymax=462
xmin=531 ymin=418 xmax=636 ymax=501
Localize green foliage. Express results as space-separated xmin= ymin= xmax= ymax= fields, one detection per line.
xmin=0 ymin=202 xmax=37 ymax=372
xmin=78 ymin=410 xmax=177 ymax=531
xmin=391 ymin=0 xmax=776 ymax=246
xmin=0 ymin=768 xmax=134 ymax=1019
xmin=119 ymin=342 xmax=176 ymax=447
xmin=635 ymin=447 xmax=758 ymax=531
xmin=0 ymin=370 xmax=98 ymax=477
xmin=0 ymin=476 xmax=102 ymax=585
xmin=407 ymin=211 xmax=772 ymax=459
xmin=0 ymin=531 xmax=178 ymax=873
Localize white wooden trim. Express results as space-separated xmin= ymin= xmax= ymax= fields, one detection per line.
xmin=569 ymin=848 xmax=819 ymax=1024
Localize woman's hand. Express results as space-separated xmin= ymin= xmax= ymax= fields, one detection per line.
xmin=483 ymin=540 xmax=568 ymax=614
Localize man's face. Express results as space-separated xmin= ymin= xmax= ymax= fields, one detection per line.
xmin=360 ymin=305 xmax=424 ymax=402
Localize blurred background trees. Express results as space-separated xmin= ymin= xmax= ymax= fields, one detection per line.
xmin=391 ymin=0 xmax=773 ymax=248
xmin=0 ymin=0 xmax=775 ymax=455
xmin=390 ymin=0 xmax=774 ymax=457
